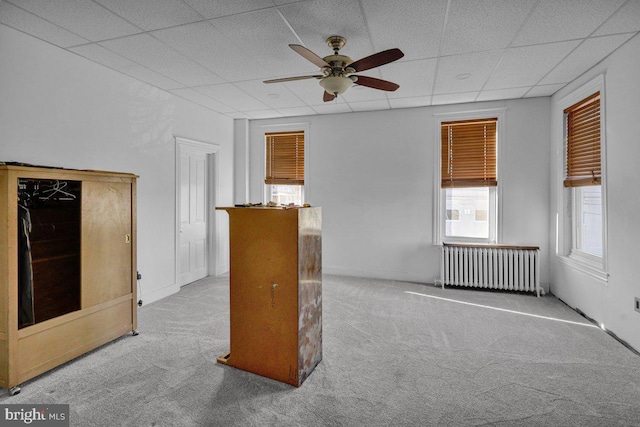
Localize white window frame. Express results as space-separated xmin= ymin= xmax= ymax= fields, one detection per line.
xmin=433 ymin=108 xmax=506 ymax=245
xmin=259 ymin=122 xmax=310 ymax=205
xmin=555 ymin=74 xmax=608 ymax=281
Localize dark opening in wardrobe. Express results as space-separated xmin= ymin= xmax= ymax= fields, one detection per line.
xmin=18 ymin=178 xmax=81 ymax=329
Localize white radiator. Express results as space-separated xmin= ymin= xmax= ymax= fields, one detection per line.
xmin=440 ymin=244 xmax=541 ymax=297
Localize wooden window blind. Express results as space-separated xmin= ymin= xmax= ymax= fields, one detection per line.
xmin=564 ymin=92 xmax=601 ymax=187
xmin=441 ymin=118 xmax=497 ymax=188
xmin=265 ymin=131 xmax=304 ymax=185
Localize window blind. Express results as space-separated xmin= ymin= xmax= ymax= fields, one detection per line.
xmin=564 ymin=92 xmax=601 ymax=187
xmin=265 ymin=131 xmax=304 ymax=185
xmin=441 ymin=118 xmax=497 ymax=188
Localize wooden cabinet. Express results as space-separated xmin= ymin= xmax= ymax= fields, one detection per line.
xmin=217 ymin=207 xmax=322 ymax=387
xmin=0 ymin=164 xmax=137 ymax=393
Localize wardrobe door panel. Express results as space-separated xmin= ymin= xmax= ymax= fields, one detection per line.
xmin=81 ymin=181 xmax=132 ymax=308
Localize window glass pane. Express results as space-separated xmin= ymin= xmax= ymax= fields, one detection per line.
xmin=269 ymin=185 xmax=303 ymax=206
xmin=579 ymin=185 xmax=602 ymax=256
xmin=445 ymin=187 xmax=489 ymax=239
xmin=446 ymin=209 xmax=459 ymax=220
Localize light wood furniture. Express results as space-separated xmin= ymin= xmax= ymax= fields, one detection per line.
xmin=0 ymin=164 xmax=137 ymax=394
xmin=216 ymin=207 xmax=322 ymax=387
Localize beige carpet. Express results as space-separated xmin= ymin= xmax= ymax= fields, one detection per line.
xmin=3 ymin=274 xmax=640 ymax=426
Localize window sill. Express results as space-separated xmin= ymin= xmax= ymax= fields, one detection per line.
xmin=557 ymin=254 xmax=608 ymax=283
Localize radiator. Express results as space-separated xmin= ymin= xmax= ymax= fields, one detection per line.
xmin=440 ymin=244 xmax=541 ymax=297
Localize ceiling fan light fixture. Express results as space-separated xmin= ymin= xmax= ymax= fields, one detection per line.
xmin=319 ymin=75 xmax=353 ymax=95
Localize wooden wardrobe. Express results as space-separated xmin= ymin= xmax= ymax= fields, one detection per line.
xmin=0 ymin=164 xmax=138 ymax=394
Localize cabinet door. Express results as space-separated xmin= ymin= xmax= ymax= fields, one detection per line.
xmin=81 ymin=181 xmax=132 ymax=308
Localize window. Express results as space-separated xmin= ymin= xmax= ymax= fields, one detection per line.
xmin=440 ymin=118 xmax=498 ymax=243
xmin=265 ymin=131 xmax=304 ymax=205
xmin=564 ymin=92 xmax=604 ymax=259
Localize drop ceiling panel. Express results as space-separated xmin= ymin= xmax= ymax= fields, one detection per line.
xmin=594 ymin=0 xmax=640 ymax=36
xmin=152 ymin=21 xmax=271 ymax=82
xmin=381 ymin=58 xmax=437 ymax=99
xmin=524 ymin=84 xmax=565 ymax=98
xmin=70 ymin=43 xmax=184 ymax=90
xmin=5 ymin=0 xmax=639 ymax=119
xmin=209 ymin=8 xmax=308 ymax=77
xmin=94 ymin=0 xmax=202 ymax=31
xmin=541 ymin=34 xmax=634 ymax=85
xmin=434 ymin=50 xmax=504 ymax=95
xmin=195 ymin=83 xmax=269 ymax=111
xmin=281 ymin=79 xmax=327 ymax=105
xmin=442 ymin=0 xmax=536 ymax=55
xmin=233 ymin=79 xmax=306 ymax=108
xmin=361 ymin=0 xmax=446 ymax=60
xmin=182 ymin=0 xmax=276 ymax=20
xmin=476 ymin=87 xmax=529 ymax=102
xmin=341 ymin=84 xmax=389 ymax=103
xmin=245 ymin=110 xmax=284 ymax=119
xmin=484 ymin=40 xmax=580 ymax=90
xmin=431 ymin=92 xmax=478 ymax=105
xmin=0 ymin=2 xmax=90 ymax=47
xmin=169 ymin=88 xmax=236 ymax=113
xmin=276 ymin=106 xmax=317 ymax=117
xmin=512 ymin=0 xmax=626 ymax=47
xmin=100 ymin=33 xmax=224 ymax=87
xmin=311 ymin=102 xmax=353 ymax=115
xmin=348 ymin=100 xmax=390 ymax=112
xmin=8 ymin=0 xmax=141 ymax=41
xmin=388 ymin=96 xmax=431 ymax=109
xmin=226 ymin=111 xmax=252 ymax=119
xmin=279 ymin=0 xmax=372 ymax=62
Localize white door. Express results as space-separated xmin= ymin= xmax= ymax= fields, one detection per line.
xmin=179 ymin=148 xmax=208 ymax=285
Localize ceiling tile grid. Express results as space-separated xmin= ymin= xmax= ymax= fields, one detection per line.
xmin=3 ymin=0 xmax=640 ymax=119
xmin=69 ymin=43 xmax=184 ymax=90
xmin=94 ymin=0 xmax=203 ymax=31
xmin=540 ymin=33 xmax=635 ymax=85
xmin=483 ymin=40 xmax=581 ymax=90
xmin=511 ymin=0 xmax=627 ymax=47
xmin=0 ymin=1 xmax=90 ymax=47
xmin=8 ymin=0 xmax=142 ymax=41
xmin=441 ymin=0 xmax=537 ymax=55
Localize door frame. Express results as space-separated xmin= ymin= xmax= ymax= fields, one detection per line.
xmin=175 ymin=136 xmax=220 ymax=287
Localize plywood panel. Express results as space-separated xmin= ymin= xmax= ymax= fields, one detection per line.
xmin=17 ymin=300 xmax=132 ymax=384
xmin=297 ymin=208 xmax=322 ymax=384
xmin=81 ymin=181 xmax=132 ymax=308
xmin=227 ymin=209 xmax=300 ymax=385
xmin=0 ymin=339 xmax=7 ymax=387
xmin=0 ymin=170 xmax=10 ymax=335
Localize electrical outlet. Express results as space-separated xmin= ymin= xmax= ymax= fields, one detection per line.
xmin=635 ymin=297 xmax=640 ymax=313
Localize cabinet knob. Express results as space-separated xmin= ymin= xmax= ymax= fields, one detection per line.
xmin=125 ymin=234 xmax=131 ymax=243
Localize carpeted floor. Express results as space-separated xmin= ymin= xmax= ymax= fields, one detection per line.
xmin=3 ymin=274 xmax=640 ymax=426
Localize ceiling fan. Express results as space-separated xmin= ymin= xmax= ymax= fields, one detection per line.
xmin=264 ymin=35 xmax=404 ymax=102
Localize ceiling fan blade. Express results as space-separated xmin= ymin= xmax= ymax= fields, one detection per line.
xmin=353 ymin=75 xmax=399 ymax=91
xmin=349 ymin=48 xmax=404 ymax=72
xmin=289 ymin=44 xmax=331 ymax=68
xmin=323 ymin=91 xmax=336 ymax=102
xmin=264 ymin=75 xmax=323 ymax=84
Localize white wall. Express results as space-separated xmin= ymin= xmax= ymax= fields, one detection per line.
xmin=0 ymin=25 xmax=234 ymax=305
xmin=550 ymin=34 xmax=640 ymax=351
xmin=240 ymin=97 xmax=551 ymax=286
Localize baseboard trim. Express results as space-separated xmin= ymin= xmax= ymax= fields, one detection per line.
xmin=140 ymin=282 xmax=180 ymax=306
xmin=323 ymin=266 xmax=429 ymax=284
